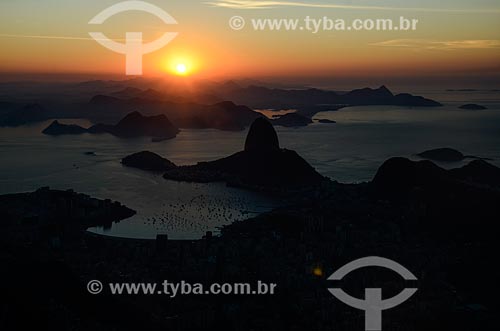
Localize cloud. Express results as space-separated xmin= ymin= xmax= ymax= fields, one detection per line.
xmin=370 ymin=39 xmax=500 ymax=50
xmin=0 ymin=34 xmax=131 ymax=42
xmin=205 ymin=0 xmax=500 ymax=13
xmin=0 ymin=34 xmax=95 ymax=41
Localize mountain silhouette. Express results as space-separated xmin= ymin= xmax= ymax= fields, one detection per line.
xmin=215 ymin=85 xmax=442 ymax=109
xmin=42 ymin=120 xmax=88 ymax=135
xmin=163 ymin=117 xmax=325 ymax=190
xmin=122 ymin=151 xmax=176 ymax=171
xmin=244 ymin=117 xmax=280 ymax=152
xmin=271 ymin=113 xmax=313 ymax=127
xmin=108 ymin=111 xmax=179 ymax=138
xmin=43 ymin=111 xmax=180 ymax=140
xmin=459 ymin=104 xmax=487 ymax=110
xmin=417 ymin=148 xmax=484 ymax=162
xmin=371 ymin=157 xmax=500 ymax=232
xmin=83 ymin=94 xmax=261 ymax=131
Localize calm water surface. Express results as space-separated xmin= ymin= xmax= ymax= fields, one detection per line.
xmin=1 ymin=91 xmax=499 ymax=239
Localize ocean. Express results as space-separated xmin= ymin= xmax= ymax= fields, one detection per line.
xmin=1 ymin=89 xmax=499 ymax=239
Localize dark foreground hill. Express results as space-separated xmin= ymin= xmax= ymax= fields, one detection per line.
xmin=2 ymin=154 xmax=500 ymax=330
xmin=416 ymin=147 xmax=486 ymax=162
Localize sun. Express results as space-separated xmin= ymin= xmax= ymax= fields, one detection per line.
xmin=175 ymin=63 xmax=188 ymax=75
xmin=163 ymin=54 xmax=197 ymax=76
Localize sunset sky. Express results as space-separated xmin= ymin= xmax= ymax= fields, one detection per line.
xmin=1 ymin=0 xmax=499 ymax=87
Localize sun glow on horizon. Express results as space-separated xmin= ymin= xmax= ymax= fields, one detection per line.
xmin=175 ymin=63 xmax=188 ymax=75
xmin=163 ymin=53 xmax=198 ymax=76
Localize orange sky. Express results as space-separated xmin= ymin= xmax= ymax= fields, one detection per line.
xmin=1 ymin=0 xmax=499 ymax=85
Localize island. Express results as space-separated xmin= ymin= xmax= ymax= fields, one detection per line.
xmin=459 ymin=104 xmax=487 ymax=110
xmin=84 ymin=95 xmax=261 ymax=131
xmin=163 ymin=118 xmax=326 ymax=191
xmin=43 ymin=120 xmax=88 ymax=135
xmin=1 ymin=81 xmax=444 ymax=130
xmin=271 ymin=113 xmax=313 ymax=127
xmin=317 ymin=119 xmax=336 ymax=124
xmin=122 ymin=151 xmax=176 ymax=171
xmin=121 ymin=118 xmax=326 ymax=192
xmin=42 ymin=111 xmax=180 ymax=141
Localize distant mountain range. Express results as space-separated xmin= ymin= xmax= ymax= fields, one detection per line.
xmin=78 ymin=84 xmax=441 ymax=127
xmin=214 ymin=83 xmax=442 ymax=110
xmin=83 ymin=96 xmax=260 ymax=131
xmin=43 ymin=111 xmax=180 ymax=141
xmin=0 ymin=80 xmax=442 ymax=129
